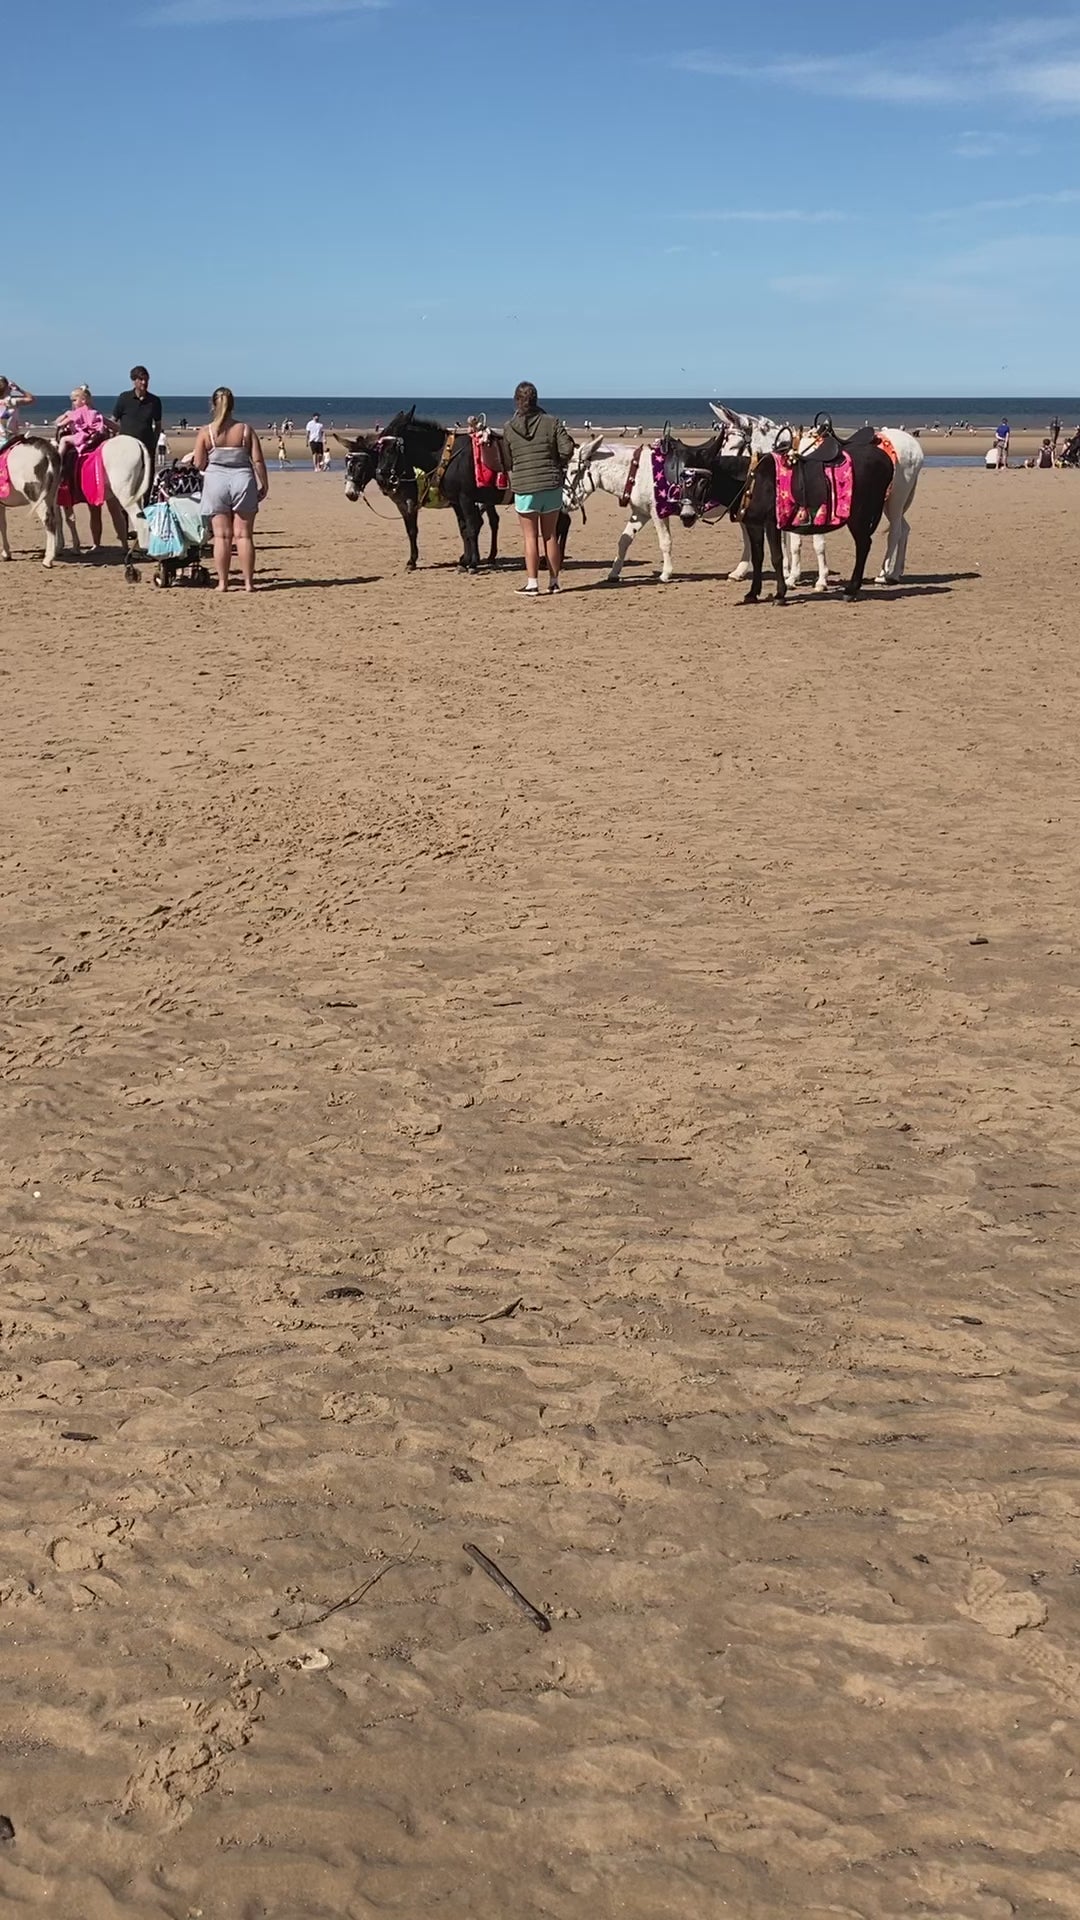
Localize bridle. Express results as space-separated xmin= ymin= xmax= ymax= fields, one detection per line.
xmin=345 ymin=442 xmax=413 ymax=519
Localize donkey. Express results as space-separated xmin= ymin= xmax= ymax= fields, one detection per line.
xmin=344 ymin=409 xmax=569 ymax=574
xmin=0 ymin=438 xmax=62 ymax=566
xmin=342 ymin=428 xmax=502 ymax=571
xmin=57 ymin=435 xmax=151 ymax=579
xmin=712 ymin=405 xmax=925 ymax=591
xmin=686 ymin=437 xmax=895 ymax=604
xmin=562 ymin=436 xmax=697 ymax=584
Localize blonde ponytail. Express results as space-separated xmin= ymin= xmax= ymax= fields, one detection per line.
xmin=210 ymin=386 xmax=235 ymax=435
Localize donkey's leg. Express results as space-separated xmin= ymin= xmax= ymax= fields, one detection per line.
xmin=766 ymin=522 xmax=787 ymax=603
xmin=784 ymin=532 xmax=801 ymax=586
xmin=609 ymin=511 xmax=646 ymax=582
xmin=399 ymin=500 xmax=419 ymax=570
xmin=728 ymin=525 xmax=753 ymax=582
xmin=466 ymin=501 xmax=483 ymax=572
xmin=654 ymin=510 xmax=674 ymax=583
xmin=107 ymin=494 xmax=129 ymax=547
xmin=63 ymin=503 xmax=81 ymax=556
xmin=876 ymin=493 xmax=913 ymax=583
xmin=40 ymin=497 xmax=59 ymax=568
xmin=812 ymin=534 xmax=830 ymax=593
xmin=0 ymin=506 xmax=9 ymax=562
xmin=844 ymin=517 xmax=875 ymax=599
xmin=486 ymin=507 xmax=499 ymax=567
xmin=742 ymin=521 xmax=766 ymax=604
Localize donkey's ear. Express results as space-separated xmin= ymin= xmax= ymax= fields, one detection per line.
xmin=581 ymin=434 xmax=609 ymax=461
xmin=711 ymin=401 xmax=751 ymax=432
xmin=405 ymin=405 xmax=416 ymax=423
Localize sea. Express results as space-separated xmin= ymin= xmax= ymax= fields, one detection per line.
xmin=26 ymin=395 xmax=1080 ymax=436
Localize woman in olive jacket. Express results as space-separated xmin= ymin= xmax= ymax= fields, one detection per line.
xmin=504 ymin=381 xmax=575 ymax=595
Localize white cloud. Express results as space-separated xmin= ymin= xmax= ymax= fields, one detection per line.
xmin=151 ymin=0 xmax=385 ymax=22
xmin=927 ymin=187 xmax=1080 ymax=219
xmin=680 ymin=208 xmax=852 ymax=224
xmin=953 ymin=129 xmax=1040 ymax=159
xmin=768 ymin=273 xmax=846 ymax=302
xmin=676 ymin=16 xmax=1080 ymax=112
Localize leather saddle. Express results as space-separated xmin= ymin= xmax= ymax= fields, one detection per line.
xmin=786 ymin=416 xmax=872 ymax=524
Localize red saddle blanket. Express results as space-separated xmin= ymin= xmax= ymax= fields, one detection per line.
xmin=472 ymin=430 xmax=509 ymax=491
xmin=0 ymin=450 xmax=12 ymax=501
xmin=58 ymin=445 xmax=107 ymax=510
xmin=774 ymin=448 xmax=853 ymax=532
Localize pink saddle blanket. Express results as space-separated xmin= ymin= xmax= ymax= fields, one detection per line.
xmin=0 ymin=450 xmax=11 ymax=502
xmin=774 ymin=449 xmax=853 ymax=533
xmin=58 ymin=446 xmax=107 ymax=510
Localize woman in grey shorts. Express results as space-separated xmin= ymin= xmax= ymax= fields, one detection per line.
xmin=192 ymin=387 xmax=269 ymax=592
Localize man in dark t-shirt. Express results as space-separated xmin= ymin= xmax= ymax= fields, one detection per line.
xmin=112 ymin=365 xmax=162 ymax=500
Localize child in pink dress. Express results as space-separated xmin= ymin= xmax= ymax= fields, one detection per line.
xmin=56 ymin=385 xmax=107 ymax=457
xmin=56 ymin=386 xmax=109 ymax=548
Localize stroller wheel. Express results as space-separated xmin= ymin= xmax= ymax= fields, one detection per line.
xmin=154 ymin=565 xmax=171 ymax=589
xmin=192 ymin=566 xmax=210 ymax=587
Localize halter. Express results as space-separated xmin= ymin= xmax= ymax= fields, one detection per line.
xmin=564 ymin=456 xmax=599 ymax=512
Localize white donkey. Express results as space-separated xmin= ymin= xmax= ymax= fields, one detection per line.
xmin=0 ymin=439 xmax=62 ymax=566
xmin=712 ymin=404 xmax=925 ymax=591
xmin=57 ymin=436 xmax=151 ymax=578
xmin=563 ymin=436 xmax=696 ymax=583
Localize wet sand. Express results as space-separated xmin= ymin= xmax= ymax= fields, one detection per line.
xmin=3 ymin=469 xmax=1080 ymax=1917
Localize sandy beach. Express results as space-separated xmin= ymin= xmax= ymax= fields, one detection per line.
xmin=4 ymin=468 xmax=1080 ymax=1917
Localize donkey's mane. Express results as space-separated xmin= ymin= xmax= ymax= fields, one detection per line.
xmin=385 ymin=409 xmax=449 ymax=438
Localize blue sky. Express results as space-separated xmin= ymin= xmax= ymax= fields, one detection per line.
xmin=8 ymin=0 xmax=1080 ymax=394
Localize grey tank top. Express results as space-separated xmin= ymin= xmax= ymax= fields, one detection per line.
xmin=208 ymin=424 xmax=253 ymax=469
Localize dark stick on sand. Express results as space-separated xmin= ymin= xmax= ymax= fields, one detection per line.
xmin=464 ymin=1542 xmax=552 ymax=1633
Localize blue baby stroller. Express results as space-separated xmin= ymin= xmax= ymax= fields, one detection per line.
xmin=146 ymin=465 xmax=212 ymax=588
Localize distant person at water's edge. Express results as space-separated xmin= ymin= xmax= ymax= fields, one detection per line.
xmin=504 ymin=382 xmax=574 ymax=597
xmin=191 ymin=387 xmax=268 ymax=593
xmin=112 ymin=366 xmax=162 ymax=501
xmin=306 ymin=413 xmax=325 ymax=470
xmin=994 ymin=417 xmax=1010 ymax=470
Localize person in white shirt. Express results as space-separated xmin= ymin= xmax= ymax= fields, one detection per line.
xmin=306 ymin=415 xmax=325 ymax=470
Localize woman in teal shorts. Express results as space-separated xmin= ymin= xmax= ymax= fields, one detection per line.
xmin=504 ymin=381 xmax=575 ymax=595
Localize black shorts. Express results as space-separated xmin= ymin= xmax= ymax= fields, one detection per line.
xmin=308 ymin=439 xmax=324 ymax=456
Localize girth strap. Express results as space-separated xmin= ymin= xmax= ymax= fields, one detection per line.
xmin=620 ymin=444 xmax=643 ymax=507
xmin=433 ymin=430 xmax=457 ymax=494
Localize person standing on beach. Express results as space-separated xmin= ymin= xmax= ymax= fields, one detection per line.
xmin=994 ymin=417 xmax=1010 ymax=470
xmin=1050 ymin=414 xmax=1062 ymax=453
xmin=112 ymin=366 xmax=162 ymax=501
xmin=191 ymin=386 xmax=268 ymax=593
xmin=0 ymin=376 xmax=36 ymax=443
xmin=306 ymin=413 xmax=325 ymax=470
xmin=504 ymin=381 xmax=574 ymax=596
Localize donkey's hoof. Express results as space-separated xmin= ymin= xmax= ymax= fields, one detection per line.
xmin=741 ymin=592 xmax=761 ymax=606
